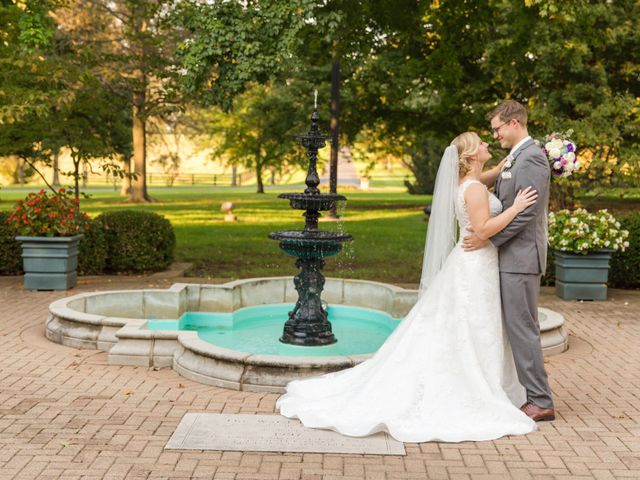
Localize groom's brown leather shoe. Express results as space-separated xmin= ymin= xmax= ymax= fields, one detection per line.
xmin=521 ymin=402 xmax=555 ymax=421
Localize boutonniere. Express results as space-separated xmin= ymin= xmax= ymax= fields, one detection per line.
xmin=501 ymin=153 xmax=515 ymax=171
xmin=501 ymin=171 xmax=512 ymax=179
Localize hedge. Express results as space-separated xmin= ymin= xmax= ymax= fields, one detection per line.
xmin=77 ymin=218 xmax=107 ymax=275
xmin=96 ymin=210 xmax=175 ymax=273
xmin=609 ymin=212 xmax=640 ymax=289
xmin=0 ymin=211 xmax=23 ymax=275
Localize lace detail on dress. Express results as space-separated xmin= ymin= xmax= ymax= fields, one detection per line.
xmin=275 ymin=177 xmax=535 ymax=443
xmin=456 ymin=179 xmax=503 ymax=239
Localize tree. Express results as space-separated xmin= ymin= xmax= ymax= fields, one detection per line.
xmin=176 ymin=0 xmax=314 ymax=108
xmin=197 ymin=83 xmax=308 ymax=193
xmin=54 ymin=0 xmax=185 ymax=202
xmin=287 ymin=0 xmax=424 ymax=211
xmin=341 ymin=0 xmax=640 ymax=195
xmin=0 ymin=0 xmax=72 ymax=193
xmin=525 ymin=1 xmax=639 ymax=200
xmin=51 ymin=75 xmax=132 ymax=201
xmin=148 ymin=112 xmax=188 ymax=187
xmin=0 ymin=0 xmax=132 ymax=203
xmin=0 ymin=0 xmax=66 ymax=125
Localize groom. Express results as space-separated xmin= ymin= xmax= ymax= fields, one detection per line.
xmin=464 ymin=99 xmax=555 ymax=422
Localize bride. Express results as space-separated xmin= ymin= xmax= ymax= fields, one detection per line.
xmin=276 ymin=132 xmax=539 ymax=443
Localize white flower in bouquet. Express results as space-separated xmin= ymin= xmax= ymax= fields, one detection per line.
xmin=549 ymin=148 xmax=562 ymax=159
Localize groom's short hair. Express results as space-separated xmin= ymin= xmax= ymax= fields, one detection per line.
xmin=487 ymin=100 xmax=528 ymax=127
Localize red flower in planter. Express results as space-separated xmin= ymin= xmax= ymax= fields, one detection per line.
xmin=7 ymin=189 xmax=90 ymax=237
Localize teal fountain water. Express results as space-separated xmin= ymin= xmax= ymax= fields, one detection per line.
xmin=147 ymin=304 xmax=398 ymax=357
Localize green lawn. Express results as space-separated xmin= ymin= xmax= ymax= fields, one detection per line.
xmin=2 ymin=184 xmax=637 ymax=282
xmin=0 ymin=185 xmax=431 ymax=283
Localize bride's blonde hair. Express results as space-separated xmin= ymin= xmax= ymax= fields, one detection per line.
xmin=450 ymin=132 xmax=481 ymax=178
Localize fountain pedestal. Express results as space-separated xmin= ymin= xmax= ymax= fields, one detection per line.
xmin=269 ymin=107 xmax=352 ymax=346
xmin=282 ymin=258 xmax=332 ymax=345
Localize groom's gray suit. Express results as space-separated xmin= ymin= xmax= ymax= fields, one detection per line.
xmin=491 ymin=138 xmax=554 ymax=410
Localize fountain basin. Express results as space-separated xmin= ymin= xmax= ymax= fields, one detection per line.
xmin=279 ymin=192 xmax=346 ymax=211
xmin=46 ymin=277 xmax=568 ymax=392
xmin=269 ymin=230 xmax=353 ymax=258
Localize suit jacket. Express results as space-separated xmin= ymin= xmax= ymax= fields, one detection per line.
xmin=490 ymin=138 xmax=551 ymax=275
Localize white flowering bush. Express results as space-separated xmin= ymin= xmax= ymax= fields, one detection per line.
xmin=548 ymin=209 xmax=630 ymax=254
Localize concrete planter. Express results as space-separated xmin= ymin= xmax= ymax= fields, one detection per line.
xmin=16 ymin=234 xmax=83 ymax=291
xmin=554 ymin=249 xmax=613 ymax=301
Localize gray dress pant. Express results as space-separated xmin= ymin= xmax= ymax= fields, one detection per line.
xmin=500 ymin=272 xmax=554 ymax=409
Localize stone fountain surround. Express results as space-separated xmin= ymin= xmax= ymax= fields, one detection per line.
xmin=46 ymin=277 xmax=568 ymax=393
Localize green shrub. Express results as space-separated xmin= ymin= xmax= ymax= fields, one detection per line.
xmin=608 ymin=212 xmax=640 ymax=289
xmin=77 ymin=218 xmax=107 ymax=275
xmin=97 ymin=210 xmax=175 ymax=273
xmin=0 ymin=211 xmax=23 ymax=275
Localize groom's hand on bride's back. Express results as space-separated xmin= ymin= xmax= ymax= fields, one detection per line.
xmin=463 ymin=229 xmax=488 ymax=251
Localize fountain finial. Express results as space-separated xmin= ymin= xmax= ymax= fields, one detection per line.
xmin=298 ymin=95 xmax=327 ymax=195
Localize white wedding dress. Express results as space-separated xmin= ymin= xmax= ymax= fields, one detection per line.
xmin=276 ymin=179 xmax=537 ymax=443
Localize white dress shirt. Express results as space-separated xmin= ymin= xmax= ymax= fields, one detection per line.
xmin=510 ymin=135 xmax=532 ymax=157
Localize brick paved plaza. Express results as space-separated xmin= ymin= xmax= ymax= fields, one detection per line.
xmin=0 ymin=274 xmax=638 ymax=480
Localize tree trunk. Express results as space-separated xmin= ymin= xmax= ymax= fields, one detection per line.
xmin=129 ymin=14 xmax=151 ymax=203
xmin=82 ymin=162 xmax=88 ymax=189
xmin=328 ymin=58 xmax=340 ymax=217
xmin=18 ymin=158 xmax=25 ymax=186
xmin=120 ymin=155 xmax=132 ymax=195
xmin=255 ymin=161 xmax=264 ymax=194
xmin=73 ymin=158 xmax=80 ymax=203
xmin=129 ymin=99 xmax=151 ymax=202
xmin=52 ymin=149 xmax=60 ymax=188
xmin=270 ymin=167 xmax=276 ymax=185
xmin=231 ymin=164 xmax=237 ymax=186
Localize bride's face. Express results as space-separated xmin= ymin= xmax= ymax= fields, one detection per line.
xmin=474 ymin=140 xmax=492 ymax=165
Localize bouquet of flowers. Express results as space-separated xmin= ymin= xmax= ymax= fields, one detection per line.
xmin=543 ymin=129 xmax=578 ymax=177
xmin=7 ymin=188 xmax=89 ymax=237
xmin=548 ymin=208 xmax=629 ymax=254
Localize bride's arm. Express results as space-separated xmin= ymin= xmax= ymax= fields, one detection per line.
xmin=464 ymin=183 xmax=537 ymax=241
xmin=479 ymin=157 xmax=507 ymax=187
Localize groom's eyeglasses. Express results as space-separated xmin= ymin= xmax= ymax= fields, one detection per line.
xmin=491 ymin=120 xmax=511 ymax=134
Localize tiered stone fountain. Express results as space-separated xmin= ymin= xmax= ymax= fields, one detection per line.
xmin=269 ymin=107 xmax=352 ymax=346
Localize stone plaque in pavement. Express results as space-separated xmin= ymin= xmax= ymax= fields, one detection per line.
xmin=165 ymin=413 xmax=405 ymax=455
